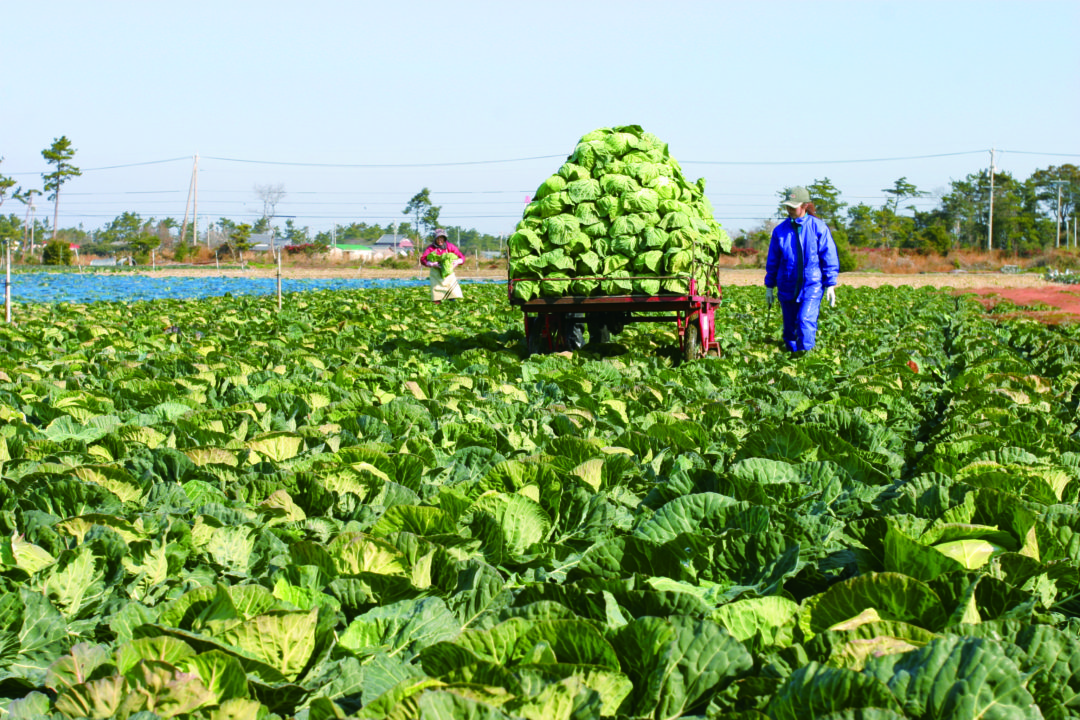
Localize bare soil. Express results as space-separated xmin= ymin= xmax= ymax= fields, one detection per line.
xmin=137 ymin=265 xmax=1079 ymax=322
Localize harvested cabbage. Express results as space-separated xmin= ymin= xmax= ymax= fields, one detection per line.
xmin=510 ymin=125 xmax=731 ymax=299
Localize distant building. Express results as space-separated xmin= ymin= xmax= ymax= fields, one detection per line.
xmin=369 ymin=234 xmax=414 ymax=257
xmin=249 ymin=233 xmax=285 ymax=253
xmin=326 ymin=244 xmax=376 ymax=261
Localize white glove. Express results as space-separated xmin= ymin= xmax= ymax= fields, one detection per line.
xmin=825 ymin=286 xmax=836 ymax=307
xmin=453 ymin=257 xmax=464 ymax=267
xmin=765 ymin=287 xmax=774 ymax=307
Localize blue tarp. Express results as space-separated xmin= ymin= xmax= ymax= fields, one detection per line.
xmin=0 ymin=273 xmax=502 ymax=303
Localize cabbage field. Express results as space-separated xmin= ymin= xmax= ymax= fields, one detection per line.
xmin=1 ymin=283 xmax=1079 ymax=719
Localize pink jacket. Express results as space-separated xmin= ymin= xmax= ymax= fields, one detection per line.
xmin=420 ymin=241 xmax=465 ymax=267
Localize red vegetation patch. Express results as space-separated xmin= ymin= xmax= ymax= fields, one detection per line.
xmin=957 ymin=286 xmax=1080 ymax=324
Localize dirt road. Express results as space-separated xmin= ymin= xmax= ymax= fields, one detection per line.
xmin=143 ymin=265 xmax=1048 ymax=288
xmin=140 ymin=265 xmax=1077 ymax=320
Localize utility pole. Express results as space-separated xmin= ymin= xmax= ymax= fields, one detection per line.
xmin=20 ymin=190 xmax=40 ymax=251
xmin=180 ymin=154 xmax=199 ymax=246
xmin=1049 ymin=180 xmax=1067 ymax=249
xmin=987 ymin=148 xmax=995 ymax=252
xmin=5 ymin=233 xmax=11 ymax=323
xmin=194 ymin=153 xmax=200 ymax=249
xmin=1056 ymin=183 xmax=1062 ymax=249
xmin=29 ymin=201 xmax=36 ymax=255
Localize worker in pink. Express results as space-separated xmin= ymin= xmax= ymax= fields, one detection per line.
xmin=420 ymin=228 xmax=466 ymax=303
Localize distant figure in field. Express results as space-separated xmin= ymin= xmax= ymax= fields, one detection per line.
xmin=420 ymin=228 xmax=465 ymax=304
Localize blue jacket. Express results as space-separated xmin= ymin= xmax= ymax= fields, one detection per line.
xmin=764 ymin=215 xmax=839 ymax=302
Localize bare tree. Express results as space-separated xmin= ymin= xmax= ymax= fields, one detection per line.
xmin=255 ymin=183 xmax=286 ymax=228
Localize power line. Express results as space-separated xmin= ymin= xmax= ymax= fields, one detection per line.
xmin=9 ymin=147 xmax=1077 ymax=175
xmin=682 ymin=150 xmax=988 ymax=166
xmin=81 ymin=157 xmax=191 ymax=171
xmin=999 ymin=150 xmax=1080 ymax=158
xmin=200 ymin=154 xmax=567 ymax=168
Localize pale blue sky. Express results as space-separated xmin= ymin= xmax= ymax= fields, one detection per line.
xmin=2 ymin=0 xmax=1077 ymax=238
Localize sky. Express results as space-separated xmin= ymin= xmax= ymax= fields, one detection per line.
xmin=2 ymin=0 xmax=1078 ymax=240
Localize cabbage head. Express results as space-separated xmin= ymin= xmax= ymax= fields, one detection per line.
xmin=543 ymin=214 xmax=581 ymax=246
xmin=513 ymin=280 xmax=539 ymax=302
xmin=596 ymin=195 xmax=623 ymax=219
xmin=539 ymin=193 xmax=569 ymax=218
xmin=509 ymin=228 xmax=543 ymax=259
xmin=582 ymin=220 xmax=610 ymax=239
xmin=565 ymin=232 xmax=591 ymax=256
xmin=566 ymin=179 xmax=602 ymax=204
xmin=660 ymin=211 xmax=691 ymax=231
xmin=610 ymin=214 xmax=649 ymax=238
xmin=642 ymin=227 xmax=669 ymax=249
xmin=601 ymin=174 xmax=639 ymax=196
xmin=667 ymin=227 xmax=700 ymax=249
xmin=535 ymin=174 xmax=567 ymax=200
xmin=604 ymin=131 xmax=639 ymax=156
xmin=602 ymin=270 xmax=633 ymax=295
xmin=570 ymin=278 xmax=599 ymax=296
xmin=540 ymin=273 xmax=572 ymax=297
xmin=610 ymin=235 xmax=638 ymax=256
xmin=662 ymin=277 xmax=689 ymax=295
xmin=575 ymin=202 xmax=601 ymax=226
xmin=658 ymin=199 xmax=693 ymax=216
xmin=576 ymin=251 xmax=602 ymax=276
xmin=511 ymin=253 xmax=545 ymax=279
xmin=622 ymin=188 xmax=660 ymax=214
xmin=634 ymin=250 xmax=664 ymax=274
xmin=580 ymin=128 xmax=611 ymax=143
xmin=539 ymin=248 xmax=575 ymax=273
xmin=665 ymin=248 xmax=693 ymax=274
xmin=629 ymin=162 xmax=667 ymax=185
xmin=650 ymin=176 xmax=680 ymax=201
xmin=557 ymin=162 xmax=591 ymax=181
xmin=633 ymin=278 xmax=661 ymax=295
xmin=603 ymin=254 xmax=631 ymax=275
xmin=570 ymin=140 xmax=612 ymax=170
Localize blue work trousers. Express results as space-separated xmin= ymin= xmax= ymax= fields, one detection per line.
xmin=780 ymin=296 xmax=822 ymax=353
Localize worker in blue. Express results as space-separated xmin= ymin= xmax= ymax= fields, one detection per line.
xmin=764 ymin=186 xmax=840 ymax=353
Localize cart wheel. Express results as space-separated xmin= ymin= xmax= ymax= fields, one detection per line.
xmin=562 ymin=314 xmax=585 ymax=350
xmin=587 ymin=319 xmax=611 ymax=344
xmin=526 ymin=317 xmax=546 ymax=357
xmin=683 ymin=321 xmax=701 ymax=362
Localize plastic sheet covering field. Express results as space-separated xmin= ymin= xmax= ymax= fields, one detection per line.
xmin=0 ymin=272 xmax=498 ymax=303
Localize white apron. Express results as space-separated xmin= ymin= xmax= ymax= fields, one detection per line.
xmin=430 ymin=268 xmax=464 ymax=302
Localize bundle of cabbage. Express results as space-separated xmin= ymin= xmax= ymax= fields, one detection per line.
xmin=509 ymin=126 xmax=731 ymax=302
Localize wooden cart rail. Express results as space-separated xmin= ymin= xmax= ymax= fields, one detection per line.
xmin=507 ymin=256 xmax=725 ymax=360
xmin=509 ymin=282 xmax=721 ymax=361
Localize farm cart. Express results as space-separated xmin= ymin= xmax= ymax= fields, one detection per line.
xmin=509 ymin=270 xmax=722 ymax=362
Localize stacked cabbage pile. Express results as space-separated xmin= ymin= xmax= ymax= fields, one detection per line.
xmin=509 ymin=126 xmax=731 ymax=301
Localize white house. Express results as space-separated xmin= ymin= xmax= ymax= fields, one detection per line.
xmin=249 ymin=233 xmax=285 ymax=253
xmin=326 ymin=243 xmax=376 ymax=262
xmin=369 ymin=234 xmax=414 ymax=257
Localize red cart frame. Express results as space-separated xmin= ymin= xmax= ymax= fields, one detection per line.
xmin=509 ymin=265 xmax=722 ymax=362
